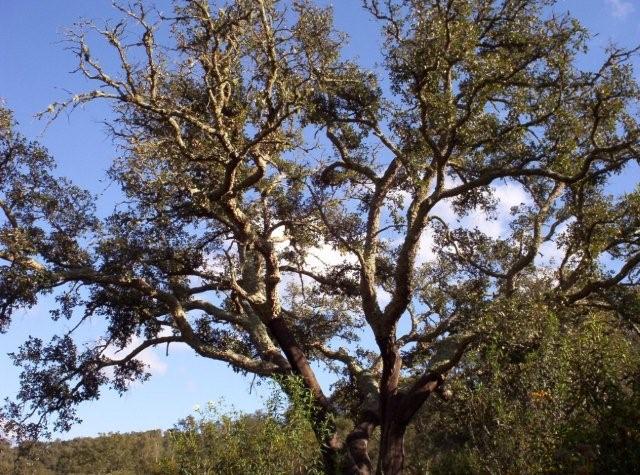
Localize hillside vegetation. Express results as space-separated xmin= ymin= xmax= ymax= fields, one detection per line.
xmin=3 ymin=308 xmax=638 ymax=474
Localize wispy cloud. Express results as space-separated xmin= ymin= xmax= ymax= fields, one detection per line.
xmin=102 ymin=335 xmax=168 ymax=378
xmin=606 ymin=0 xmax=634 ymax=18
xmin=414 ymin=181 xmax=531 ymax=265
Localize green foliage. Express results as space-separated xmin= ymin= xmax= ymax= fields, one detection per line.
xmin=405 ymin=306 xmax=640 ymax=474
xmin=0 ymin=430 xmax=167 ymax=475
xmin=159 ymin=377 xmax=323 ymax=475
xmin=1 ymin=347 xmax=638 ymax=475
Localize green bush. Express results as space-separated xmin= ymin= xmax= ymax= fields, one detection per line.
xmin=157 ymin=377 xmax=323 ymax=475
xmin=405 ymin=309 xmax=640 ymax=474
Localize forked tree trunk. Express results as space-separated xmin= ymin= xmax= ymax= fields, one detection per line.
xmin=376 ymin=373 xmax=445 ymax=474
xmin=341 ymin=333 xmax=446 ymax=473
xmin=344 ymin=414 xmax=408 ymax=475
xmin=373 ymin=337 xmax=408 ymax=475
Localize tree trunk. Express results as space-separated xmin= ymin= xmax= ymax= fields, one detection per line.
xmin=345 ymin=413 xmax=378 ymax=474
xmin=374 ymin=373 xmax=445 ymax=474
xmin=377 ymin=416 xmax=407 ymax=474
xmin=373 ymin=335 xmax=407 ymax=474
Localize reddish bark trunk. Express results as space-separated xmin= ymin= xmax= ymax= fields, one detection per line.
xmin=376 ymin=399 xmax=408 ymax=475
xmin=372 ymin=334 xmax=406 ymax=474
xmin=378 ymin=425 xmax=407 ymax=474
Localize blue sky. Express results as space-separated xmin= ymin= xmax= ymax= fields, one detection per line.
xmin=1 ymin=0 xmax=639 ymax=439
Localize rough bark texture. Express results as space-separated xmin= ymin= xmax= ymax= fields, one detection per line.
xmin=378 ymin=419 xmax=407 ymax=475
xmin=346 ymin=412 xmax=379 ymax=474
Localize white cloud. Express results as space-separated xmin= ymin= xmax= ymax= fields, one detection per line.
xmin=606 ymin=0 xmax=634 ymax=18
xmin=536 ymin=217 xmax=574 ymax=267
xmin=305 ymin=241 xmax=356 ymax=271
xmin=376 ymin=286 xmax=392 ymax=307
xmin=493 ymin=181 xmax=530 ymax=213
xmin=415 ymin=180 xmax=531 ymax=264
xmin=416 ymin=229 xmax=437 ymax=265
xmin=158 ymin=327 xmax=189 ymax=353
xmin=102 ymin=335 xmax=168 ymax=377
xmin=465 ymin=209 xmax=503 ymax=238
xmin=136 ymin=346 xmax=168 ymax=375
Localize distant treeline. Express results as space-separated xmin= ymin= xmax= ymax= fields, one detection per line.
xmin=0 ymin=430 xmax=169 ymax=475
xmin=0 ymin=404 xmax=322 ymax=475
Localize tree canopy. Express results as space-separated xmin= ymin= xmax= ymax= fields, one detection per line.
xmin=1 ymin=0 xmax=639 ymax=473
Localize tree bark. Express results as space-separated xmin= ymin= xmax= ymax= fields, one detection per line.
xmin=375 ymin=372 xmax=445 ymax=474
xmin=377 ymin=400 xmax=408 ymax=475
xmin=378 ymin=427 xmax=406 ymax=475
xmin=372 ymin=333 xmax=407 ymax=475
xmin=345 ymin=411 xmax=378 ymax=474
